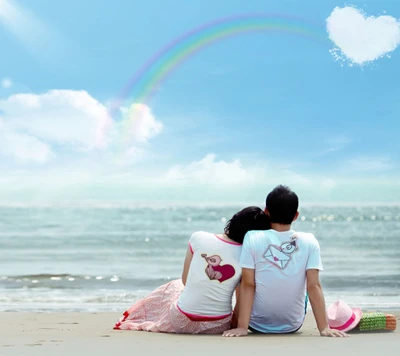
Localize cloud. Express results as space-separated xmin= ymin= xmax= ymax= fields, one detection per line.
xmin=0 ymin=129 xmax=54 ymax=163
xmin=317 ymin=135 xmax=351 ymax=156
xmin=0 ymin=90 xmax=112 ymax=151
xmin=320 ymin=178 xmax=337 ymax=190
xmin=163 ymin=155 xmax=341 ymax=193
xmin=118 ymin=103 xmax=163 ymax=145
xmin=164 ymin=154 xmax=252 ymax=185
xmin=325 ymin=135 xmax=351 ymax=150
xmin=1 ymin=78 xmax=12 ymax=88
xmin=282 ymin=170 xmax=311 ymax=185
xmin=349 ymin=156 xmax=393 ymax=171
xmin=327 ymin=6 xmax=400 ymax=65
xmin=107 ymin=146 xmax=148 ymax=167
xmin=0 ymin=90 xmax=163 ymax=165
xmin=100 ymin=103 xmax=163 ymax=166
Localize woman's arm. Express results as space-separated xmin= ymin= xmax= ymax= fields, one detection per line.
xmin=181 ymin=246 xmax=193 ymax=285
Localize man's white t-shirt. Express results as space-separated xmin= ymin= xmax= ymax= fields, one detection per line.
xmin=240 ymin=229 xmax=323 ymax=333
xmin=178 ymin=231 xmax=242 ymax=319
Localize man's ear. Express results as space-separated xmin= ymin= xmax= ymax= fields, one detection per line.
xmin=293 ymin=211 xmax=299 ymax=222
xmin=264 ymin=208 xmax=270 ymax=216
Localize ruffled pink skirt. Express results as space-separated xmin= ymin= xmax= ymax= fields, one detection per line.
xmin=113 ymin=279 xmax=232 ymax=334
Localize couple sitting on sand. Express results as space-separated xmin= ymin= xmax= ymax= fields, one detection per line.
xmin=114 ymin=185 xmax=347 ymax=337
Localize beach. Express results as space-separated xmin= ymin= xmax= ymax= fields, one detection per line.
xmin=1 ymin=311 xmax=399 ymax=356
xmin=1 ymin=204 xmax=399 ymax=355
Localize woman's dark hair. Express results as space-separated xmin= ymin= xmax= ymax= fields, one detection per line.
xmin=224 ymin=206 xmax=270 ymax=244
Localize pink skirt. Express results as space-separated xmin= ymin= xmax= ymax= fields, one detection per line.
xmin=113 ymin=279 xmax=232 ymax=334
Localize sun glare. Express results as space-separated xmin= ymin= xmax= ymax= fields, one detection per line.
xmin=0 ymin=0 xmax=11 ymax=19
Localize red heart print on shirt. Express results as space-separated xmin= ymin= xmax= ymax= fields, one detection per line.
xmin=201 ymin=254 xmax=236 ymax=283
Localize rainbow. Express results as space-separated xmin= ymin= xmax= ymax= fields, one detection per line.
xmin=109 ymin=13 xmax=326 ymax=116
xmin=104 ymin=13 xmax=327 ymax=155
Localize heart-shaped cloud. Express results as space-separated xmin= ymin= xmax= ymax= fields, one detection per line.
xmin=327 ymin=6 xmax=400 ymax=65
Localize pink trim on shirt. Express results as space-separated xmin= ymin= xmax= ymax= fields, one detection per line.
xmin=189 ymin=242 xmax=194 ymax=254
xmin=214 ymin=234 xmax=241 ymax=246
xmin=176 ymin=304 xmax=231 ymax=322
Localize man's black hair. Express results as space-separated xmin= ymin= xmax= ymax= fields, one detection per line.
xmin=266 ymin=185 xmax=298 ymax=224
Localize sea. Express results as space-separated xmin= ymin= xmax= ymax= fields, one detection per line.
xmin=1 ymin=203 xmax=399 ymax=312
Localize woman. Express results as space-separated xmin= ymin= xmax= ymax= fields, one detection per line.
xmin=114 ymin=206 xmax=270 ymax=334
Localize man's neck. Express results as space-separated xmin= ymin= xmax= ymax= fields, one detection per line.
xmin=271 ymin=223 xmax=292 ymax=232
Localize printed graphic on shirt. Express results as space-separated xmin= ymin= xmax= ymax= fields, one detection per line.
xmin=201 ymin=254 xmax=236 ymax=283
xmin=263 ymin=235 xmax=299 ymax=270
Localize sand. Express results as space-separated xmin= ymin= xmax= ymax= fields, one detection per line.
xmin=0 ymin=311 xmax=398 ymax=356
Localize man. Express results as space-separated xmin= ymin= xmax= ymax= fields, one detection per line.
xmin=223 ymin=185 xmax=347 ymax=337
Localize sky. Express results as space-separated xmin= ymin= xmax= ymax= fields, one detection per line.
xmin=0 ymin=0 xmax=399 ymax=204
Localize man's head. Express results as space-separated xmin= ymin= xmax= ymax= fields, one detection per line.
xmin=265 ymin=185 xmax=299 ymax=225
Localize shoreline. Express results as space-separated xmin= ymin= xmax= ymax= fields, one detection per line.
xmin=1 ymin=311 xmax=398 ymax=356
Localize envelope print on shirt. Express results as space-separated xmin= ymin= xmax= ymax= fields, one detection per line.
xmin=263 ymin=235 xmax=299 ymax=270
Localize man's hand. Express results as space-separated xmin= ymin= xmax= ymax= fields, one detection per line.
xmin=320 ymin=327 xmax=348 ymax=338
xmin=223 ymin=328 xmax=248 ymax=337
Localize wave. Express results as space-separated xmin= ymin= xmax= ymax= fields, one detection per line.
xmin=321 ymin=275 xmax=400 ymax=289
xmin=1 ymin=294 xmax=399 ymax=313
xmin=0 ymin=294 xmax=141 ymax=304
xmin=0 ymin=202 xmax=249 ymax=209
xmin=0 ymin=289 xmax=399 ymax=305
xmin=0 ymin=274 xmax=176 ymax=289
xmin=1 ymin=273 xmax=399 ymax=294
xmin=3 ymin=274 xmax=74 ymax=279
xmin=1 ymin=204 xmax=400 ymax=222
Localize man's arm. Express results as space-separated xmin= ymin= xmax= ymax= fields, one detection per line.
xmin=223 ymin=268 xmax=255 ymax=337
xmin=231 ymin=286 xmax=240 ymax=328
xmin=181 ymin=246 xmax=193 ymax=285
xmin=306 ymin=269 xmax=348 ymax=337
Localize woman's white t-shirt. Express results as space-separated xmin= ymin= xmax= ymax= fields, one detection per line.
xmin=177 ymin=231 xmax=242 ymax=319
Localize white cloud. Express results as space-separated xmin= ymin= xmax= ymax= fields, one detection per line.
xmin=349 ymin=156 xmax=393 ymax=171
xmin=1 ymin=78 xmax=12 ymax=88
xmin=282 ymin=170 xmax=311 ymax=185
xmin=320 ymin=178 xmax=337 ymax=190
xmin=163 ymin=155 xmax=340 ymax=193
xmin=316 ymin=135 xmax=351 ymax=156
xmin=0 ymin=90 xmax=112 ymax=151
xmin=107 ymin=146 xmax=147 ymax=167
xmin=118 ymin=103 xmax=163 ymax=145
xmin=164 ymin=154 xmax=252 ymax=185
xmin=99 ymin=102 xmax=163 ymax=165
xmin=0 ymin=129 xmax=54 ymax=163
xmin=327 ymin=6 xmax=400 ymax=65
xmin=0 ymin=90 xmax=163 ymax=165
xmin=325 ymin=135 xmax=351 ymax=150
